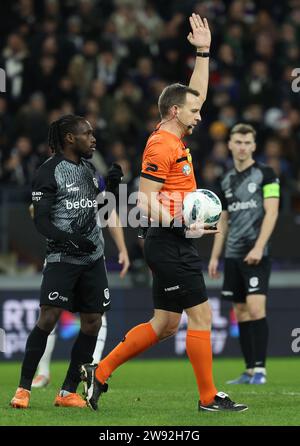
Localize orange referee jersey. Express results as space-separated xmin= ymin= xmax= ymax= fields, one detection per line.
xmin=141 ymin=128 xmax=196 ymax=217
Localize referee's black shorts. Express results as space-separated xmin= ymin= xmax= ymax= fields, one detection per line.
xmin=221 ymin=257 xmax=271 ymax=303
xmin=40 ymin=256 xmax=110 ymax=313
xmin=144 ymin=228 xmax=207 ymax=314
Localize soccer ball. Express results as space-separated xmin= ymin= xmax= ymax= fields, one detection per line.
xmin=183 ymin=189 xmax=222 ymax=227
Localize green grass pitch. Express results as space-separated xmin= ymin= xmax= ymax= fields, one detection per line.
xmin=0 ymin=358 xmax=299 ymax=426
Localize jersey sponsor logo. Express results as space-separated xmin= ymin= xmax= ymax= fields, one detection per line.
xmin=66 ymin=198 xmax=98 ymax=210
xmin=48 ymin=292 xmax=59 ymax=300
xmin=182 ymin=164 xmax=191 ymax=176
xmin=48 ymin=291 xmax=68 ymax=302
xmin=248 ymin=182 xmax=257 ymax=193
xmin=249 ymin=277 xmax=259 ymax=287
xmin=145 ymin=162 xmax=158 ymax=172
xmin=228 ymin=199 xmax=257 ymax=212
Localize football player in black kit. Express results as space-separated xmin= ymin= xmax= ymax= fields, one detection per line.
xmin=209 ymin=123 xmax=280 ymax=385
xmin=11 ymin=115 xmax=129 ymax=408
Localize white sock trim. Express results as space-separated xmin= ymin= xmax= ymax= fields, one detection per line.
xmin=254 ymin=367 xmax=266 ymax=375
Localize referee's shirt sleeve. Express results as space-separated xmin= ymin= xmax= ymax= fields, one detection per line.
xmin=141 ymin=142 xmax=172 ymax=183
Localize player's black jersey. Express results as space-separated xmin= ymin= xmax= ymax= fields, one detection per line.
xmin=32 ymin=154 xmax=104 ymax=265
xmin=219 ymin=162 xmax=280 ymax=258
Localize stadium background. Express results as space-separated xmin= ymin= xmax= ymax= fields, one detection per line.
xmin=0 ymin=0 xmax=300 ymax=363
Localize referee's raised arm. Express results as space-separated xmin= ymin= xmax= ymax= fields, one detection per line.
xmin=187 ymin=14 xmax=211 ymax=106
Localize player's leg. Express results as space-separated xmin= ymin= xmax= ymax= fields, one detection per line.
xmin=62 ymin=312 xmax=102 ymax=394
xmin=32 ymin=327 xmax=56 ymax=388
xmin=10 ymin=305 xmax=62 ymax=408
xmin=54 ymin=257 xmax=108 ymax=408
xmin=32 ymin=312 xmax=105 ymax=390
xmin=226 ymin=303 xmax=255 ymax=384
xmin=242 ymin=257 xmax=271 ymax=384
xmin=222 ymin=258 xmax=254 ymax=384
xmin=11 ymin=260 xmax=73 ymax=408
xmin=92 ymin=313 xmax=107 ymax=363
xmin=246 ymin=293 xmax=268 ymax=383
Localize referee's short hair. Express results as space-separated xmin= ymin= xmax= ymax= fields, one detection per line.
xmin=158 ymin=83 xmax=200 ymax=119
xmin=229 ymin=123 xmax=256 ymax=140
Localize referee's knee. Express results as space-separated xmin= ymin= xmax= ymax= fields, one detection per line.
xmin=158 ymin=324 xmax=179 ymax=340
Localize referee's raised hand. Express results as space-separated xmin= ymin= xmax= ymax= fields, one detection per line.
xmin=187 ymin=13 xmax=211 ymax=50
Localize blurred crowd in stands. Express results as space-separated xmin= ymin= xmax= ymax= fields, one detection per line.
xmin=0 ymin=0 xmax=300 ymax=212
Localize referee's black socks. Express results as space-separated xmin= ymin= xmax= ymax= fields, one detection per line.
xmin=19 ymin=325 xmax=50 ymax=390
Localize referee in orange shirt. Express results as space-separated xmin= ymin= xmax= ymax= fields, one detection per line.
xmin=81 ymin=14 xmax=248 ymax=413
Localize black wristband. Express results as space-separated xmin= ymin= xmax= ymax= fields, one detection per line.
xmin=196 ymin=51 xmax=210 ymax=57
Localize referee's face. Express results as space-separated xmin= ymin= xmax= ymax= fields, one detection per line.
xmin=72 ymin=120 xmax=96 ymax=159
xmin=178 ymin=93 xmax=202 ymax=135
xmin=228 ymin=132 xmax=256 ymax=162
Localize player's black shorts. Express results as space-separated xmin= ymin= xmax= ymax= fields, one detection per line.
xmin=40 ymin=256 xmax=110 ymax=313
xmin=144 ymin=228 xmax=208 ymax=314
xmin=221 ymin=257 xmax=271 ymax=303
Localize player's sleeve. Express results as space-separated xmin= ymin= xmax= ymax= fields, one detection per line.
xmin=94 ymin=172 xmax=110 ymax=212
xmin=141 ymin=142 xmax=172 ymax=183
xmin=216 ymin=177 xmax=227 ymax=210
xmin=97 ymin=174 xmax=106 ymax=193
xmin=32 ymin=165 xmax=69 ymax=241
xmin=86 ymin=161 xmax=105 ymax=192
xmin=32 ymin=166 xmax=57 ymax=217
xmin=261 ymin=166 xmax=280 ymax=199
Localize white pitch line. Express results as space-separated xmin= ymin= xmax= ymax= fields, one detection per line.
xmin=235 ymin=391 xmax=300 ymax=396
